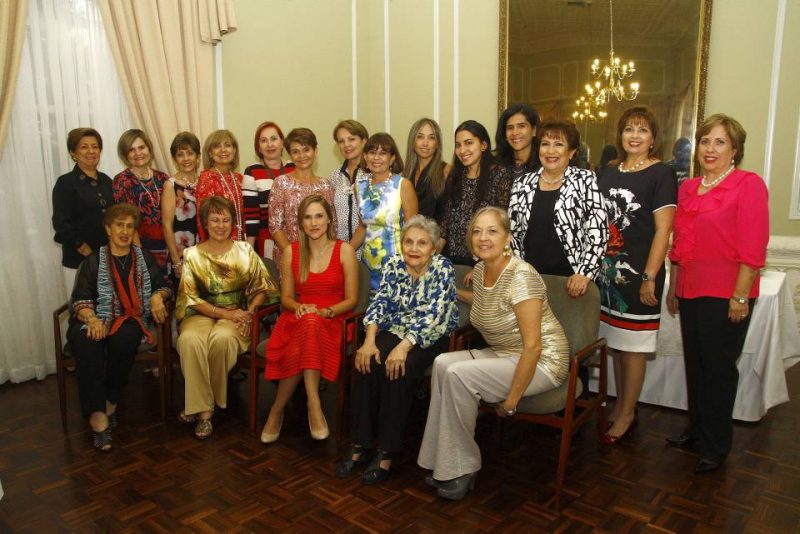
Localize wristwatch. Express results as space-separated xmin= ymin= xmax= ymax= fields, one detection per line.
xmin=641 ymin=272 xmax=653 ymax=282
xmin=731 ymin=296 xmax=748 ymax=304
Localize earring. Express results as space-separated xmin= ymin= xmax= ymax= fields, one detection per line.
xmin=503 ymin=244 xmax=512 ymax=257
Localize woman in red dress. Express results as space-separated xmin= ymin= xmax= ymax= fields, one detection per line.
xmin=261 ymin=195 xmax=359 ymax=443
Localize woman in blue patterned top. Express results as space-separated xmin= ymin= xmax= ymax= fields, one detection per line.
xmin=336 ymin=215 xmax=458 ymax=485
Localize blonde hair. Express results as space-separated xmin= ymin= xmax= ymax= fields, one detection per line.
xmin=297 ymin=195 xmax=336 ymax=283
xmin=202 ymin=129 xmax=240 ymax=170
xmin=465 ymin=206 xmax=511 ymax=255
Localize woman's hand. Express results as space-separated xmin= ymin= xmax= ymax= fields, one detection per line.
xmin=150 ymin=294 xmax=168 ymax=324
xmin=295 ymin=303 xmax=318 ymax=318
xmin=86 ymin=317 xmax=107 ymax=340
xmin=227 ymin=308 xmax=254 ymax=336
xmin=172 ymin=260 xmax=183 ymax=278
xmin=639 ymin=280 xmax=658 ymax=307
xmin=77 ymin=243 xmax=92 ymax=257
xmin=385 ymin=344 xmax=409 ymax=380
xmin=566 ymin=274 xmax=590 ymax=298
xmin=728 ymin=299 xmax=750 ymax=323
xmin=463 ymin=269 xmax=474 ymax=287
xmin=354 ymin=341 xmax=380 ymax=374
xmin=495 ymin=399 xmax=517 ymax=418
xmin=666 ymin=285 xmax=679 ymax=317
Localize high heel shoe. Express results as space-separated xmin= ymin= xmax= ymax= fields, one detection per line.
xmin=437 ymin=472 xmax=477 ymax=500
xmin=309 ymin=412 xmax=329 ymax=440
xmin=600 ymin=418 xmax=637 ymax=446
xmin=260 ymin=415 xmax=283 ymax=444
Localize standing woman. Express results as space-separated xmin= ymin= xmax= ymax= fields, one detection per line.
xmin=403 ymin=118 xmax=450 ymax=220
xmin=329 ymin=120 xmax=369 ymax=250
xmin=494 ymin=103 xmax=541 ymax=181
xmin=195 ymin=130 xmax=257 ymax=245
xmin=508 ymin=121 xmax=608 ymax=297
xmin=244 ymin=121 xmax=295 ymax=259
xmin=666 ymin=114 xmax=768 ymax=474
xmin=439 ymin=120 xmax=511 ymax=266
xmin=354 ymin=132 xmax=418 ymax=290
xmin=261 ymin=196 xmax=359 ymax=443
xmin=161 ymin=132 xmax=202 ymax=279
xmin=596 ymin=107 xmax=677 ymax=445
xmin=112 ymin=129 xmax=170 ymax=270
xmin=53 ymin=128 xmax=115 ymax=290
xmin=269 ymin=128 xmax=336 ymax=267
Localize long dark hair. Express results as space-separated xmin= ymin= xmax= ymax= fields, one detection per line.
xmin=446 ymin=120 xmax=494 ymax=210
xmin=494 ymin=103 xmax=541 ymax=171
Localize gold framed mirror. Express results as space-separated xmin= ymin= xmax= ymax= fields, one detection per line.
xmin=499 ymin=0 xmax=713 ymax=179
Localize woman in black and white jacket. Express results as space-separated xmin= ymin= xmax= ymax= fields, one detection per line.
xmin=508 ymin=121 xmax=608 ymax=297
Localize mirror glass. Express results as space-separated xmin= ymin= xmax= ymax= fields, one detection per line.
xmin=500 ymin=0 xmax=711 ymax=180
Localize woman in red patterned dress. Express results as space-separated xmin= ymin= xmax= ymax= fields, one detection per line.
xmin=195 ymin=129 xmax=258 ymax=245
xmin=260 ymin=195 xmax=359 ymax=443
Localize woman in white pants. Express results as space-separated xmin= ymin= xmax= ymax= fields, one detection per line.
xmin=417 ymin=206 xmax=570 ymax=500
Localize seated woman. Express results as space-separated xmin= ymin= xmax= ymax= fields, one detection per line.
xmin=508 ymin=120 xmax=608 ymax=297
xmin=260 ymin=195 xmax=359 ymax=443
xmin=68 ymin=203 xmax=171 ymax=451
xmin=176 ymin=196 xmax=277 ymax=440
xmin=336 ymin=215 xmax=458 ymax=485
xmin=417 ymin=207 xmax=569 ymax=500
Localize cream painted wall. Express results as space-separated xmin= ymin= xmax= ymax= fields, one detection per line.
xmin=221 ymin=0 xmax=798 ymax=238
xmin=222 ymin=0 xmax=498 ymax=174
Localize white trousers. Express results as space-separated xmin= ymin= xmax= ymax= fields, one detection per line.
xmin=417 ymin=348 xmax=558 ymax=481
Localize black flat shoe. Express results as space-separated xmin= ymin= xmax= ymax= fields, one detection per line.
xmin=437 ymin=472 xmax=477 ymax=500
xmin=91 ymin=427 xmax=112 ymax=452
xmin=694 ymin=458 xmax=721 ymax=474
xmin=335 ymin=445 xmax=372 ymax=478
xmin=107 ymin=413 xmax=118 ymax=430
xmin=666 ymin=431 xmax=698 ymax=447
xmin=361 ymin=450 xmax=392 ymax=485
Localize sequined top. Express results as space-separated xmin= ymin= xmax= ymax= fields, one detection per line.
xmin=470 ymin=256 xmax=569 ymax=384
xmin=268 ymin=174 xmax=336 ymax=265
xmin=175 ymin=241 xmax=278 ymax=320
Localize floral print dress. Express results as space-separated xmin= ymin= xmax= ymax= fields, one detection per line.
xmin=169 ymin=177 xmax=200 ymax=269
xmin=356 ymin=173 xmax=405 ymax=290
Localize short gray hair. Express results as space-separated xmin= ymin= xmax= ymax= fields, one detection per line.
xmin=401 ymin=214 xmax=441 ymax=246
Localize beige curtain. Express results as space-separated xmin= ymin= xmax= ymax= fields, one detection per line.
xmin=96 ymin=0 xmax=237 ymax=173
xmin=0 ymin=0 xmax=29 ymax=157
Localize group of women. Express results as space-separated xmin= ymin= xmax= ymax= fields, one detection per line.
xmin=52 ymin=105 xmax=768 ymax=492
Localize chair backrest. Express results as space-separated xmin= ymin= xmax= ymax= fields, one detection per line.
xmin=453 ymin=263 xmax=473 ymax=327
xmin=262 ymin=257 xmax=280 ymax=285
xmin=354 ymin=262 xmax=372 ymax=314
xmin=539 ymin=274 xmax=600 ymax=355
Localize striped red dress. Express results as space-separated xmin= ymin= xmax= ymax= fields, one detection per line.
xmin=264 ymin=240 xmax=345 ymax=381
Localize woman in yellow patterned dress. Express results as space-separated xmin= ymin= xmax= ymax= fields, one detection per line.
xmin=175 ymin=196 xmax=277 ymax=439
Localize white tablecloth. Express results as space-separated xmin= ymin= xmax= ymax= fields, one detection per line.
xmin=590 ymin=270 xmax=800 ymax=421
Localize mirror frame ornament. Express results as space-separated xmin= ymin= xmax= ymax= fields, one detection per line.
xmin=498 ymin=0 xmax=714 ymax=140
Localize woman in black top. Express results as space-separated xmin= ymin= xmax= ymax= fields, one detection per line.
xmin=494 ymin=103 xmax=542 ymax=181
xmin=52 ymin=127 xmax=115 ymax=289
xmin=403 ymin=118 xmax=450 ymax=220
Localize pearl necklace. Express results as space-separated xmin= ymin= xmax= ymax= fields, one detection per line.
xmin=540 ymin=173 xmax=564 ymax=185
xmin=618 ymin=158 xmax=647 ymax=173
xmin=214 ymin=167 xmax=244 ymax=240
xmin=701 ymin=164 xmax=735 ymax=188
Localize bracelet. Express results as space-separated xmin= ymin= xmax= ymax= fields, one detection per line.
xmin=211 ymin=305 xmax=217 ymax=317
xmin=730 ymin=296 xmax=748 ymax=305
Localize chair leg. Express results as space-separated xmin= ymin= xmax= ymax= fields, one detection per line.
xmin=57 ymin=362 xmax=68 ymax=433
xmin=553 ymin=426 xmax=573 ymax=509
xmin=249 ymin=354 xmax=258 ymax=432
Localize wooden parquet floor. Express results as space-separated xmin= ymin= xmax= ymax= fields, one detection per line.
xmin=1 ymin=364 xmax=799 ymax=533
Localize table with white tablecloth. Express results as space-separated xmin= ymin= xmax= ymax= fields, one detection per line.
xmin=590 ymin=270 xmax=800 ymax=421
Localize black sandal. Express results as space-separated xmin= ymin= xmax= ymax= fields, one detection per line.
xmin=335 ymin=444 xmax=373 ymax=478
xmin=361 ymin=449 xmax=392 ymax=485
xmin=107 ymin=413 xmax=118 ymax=430
xmin=91 ymin=427 xmax=113 ymax=452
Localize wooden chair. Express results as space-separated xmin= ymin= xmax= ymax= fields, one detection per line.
xmin=52 ymin=302 xmax=171 ymax=432
xmin=252 ymin=261 xmax=372 ymax=439
xmin=456 ymin=273 xmax=608 ymax=509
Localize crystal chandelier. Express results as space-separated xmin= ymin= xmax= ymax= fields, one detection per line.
xmin=585 ymin=0 xmax=640 ymax=106
xmin=572 ymin=96 xmax=607 ymax=123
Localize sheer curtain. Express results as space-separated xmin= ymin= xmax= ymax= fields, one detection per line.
xmin=0 ymin=0 xmax=131 ymax=384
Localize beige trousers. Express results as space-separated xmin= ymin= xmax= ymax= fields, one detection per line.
xmin=177 ymin=315 xmax=249 ymax=415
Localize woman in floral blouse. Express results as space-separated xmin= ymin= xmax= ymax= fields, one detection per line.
xmin=336 ymin=215 xmax=458 ymax=485
xmin=161 ymin=132 xmax=201 ymax=279
xmin=112 ymin=129 xmax=170 ymax=270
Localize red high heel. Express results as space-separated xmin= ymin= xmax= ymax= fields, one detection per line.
xmin=600 ymin=418 xmax=637 ymax=446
